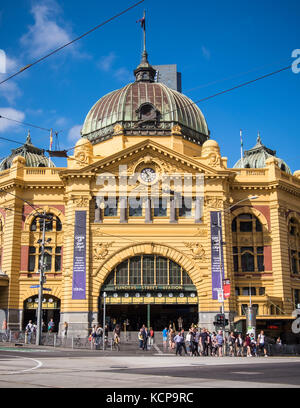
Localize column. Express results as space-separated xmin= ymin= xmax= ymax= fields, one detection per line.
xmin=120 ymin=197 xmax=127 ymax=223
xmin=145 ymin=197 xmax=152 ymax=224
xmin=169 ymin=197 xmax=177 ymax=223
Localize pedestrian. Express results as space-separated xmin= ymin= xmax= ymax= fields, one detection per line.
xmin=257 ymin=330 xmax=268 ymax=357
xmin=245 ymin=333 xmax=252 ymax=357
xmin=47 ymin=318 xmax=55 ymax=333
xmin=180 ymin=329 xmax=187 ymax=355
xmin=138 ymin=328 xmax=144 ymax=349
xmin=62 ymin=322 xmax=68 ymax=338
xmin=250 ymin=333 xmax=257 ymax=356
xmin=211 ymin=332 xmax=218 ymax=356
xmin=169 ymin=328 xmax=175 ymax=350
xmin=235 ymin=333 xmax=244 ymax=356
xmin=228 ymin=332 xmax=236 ymax=357
xmin=206 ymin=330 xmax=212 ymax=356
xmin=174 ymin=331 xmax=183 ymax=356
xmin=177 ymin=316 xmax=183 ymax=330
xmin=186 ymin=329 xmax=192 ymax=355
xmin=162 ymin=326 xmax=168 ymax=351
xmin=216 ymin=330 xmax=224 ymax=357
xmin=142 ymin=326 xmax=149 ymax=350
xmin=95 ymin=325 xmax=103 ymax=349
xmin=25 ymin=320 xmax=34 ymax=343
xmin=199 ymin=328 xmax=208 ymax=356
xmin=192 ymin=327 xmax=200 ymax=356
xmin=113 ymin=325 xmax=121 ymax=351
xmin=149 ymin=327 xmax=154 ymax=348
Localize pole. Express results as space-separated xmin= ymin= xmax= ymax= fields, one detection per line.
xmin=217 ymin=213 xmax=226 ymax=352
xmin=147 ymin=304 xmax=150 ymax=330
xmin=36 ymin=213 xmax=46 ymax=345
xmin=102 ymin=292 xmax=106 ymax=350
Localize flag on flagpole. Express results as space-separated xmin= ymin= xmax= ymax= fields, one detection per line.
xmin=136 ymin=16 xmax=145 ymax=29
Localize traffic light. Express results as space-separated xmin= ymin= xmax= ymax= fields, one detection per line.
xmin=214 ymin=314 xmax=228 ymax=327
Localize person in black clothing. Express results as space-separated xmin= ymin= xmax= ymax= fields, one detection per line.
xmin=192 ymin=328 xmax=200 ymax=356
xmin=180 ymin=329 xmax=187 ymax=355
xmin=199 ymin=328 xmax=208 ymax=356
xmin=142 ymin=326 xmax=149 ymax=350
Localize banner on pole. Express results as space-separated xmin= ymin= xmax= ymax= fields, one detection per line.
xmin=211 ymin=211 xmax=225 ymax=300
xmin=72 ymin=211 xmax=87 ymax=299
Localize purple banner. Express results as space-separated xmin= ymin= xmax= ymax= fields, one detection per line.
xmin=72 ymin=211 xmax=86 ymax=299
xmin=211 ymin=211 xmax=225 ymax=300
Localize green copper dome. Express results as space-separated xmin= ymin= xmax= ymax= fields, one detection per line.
xmin=0 ymin=131 xmax=55 ymax=171
xmin=81 ymin=52 xmax=209 ymax=146
xmin=234 ymin=134 xmax=291 ymax=174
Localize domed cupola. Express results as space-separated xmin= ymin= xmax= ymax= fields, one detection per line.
xmin=81 ymin=47 xmax=209 ymax=146
xmin=233 ymin=133 xmax=291 ymax=174
xmin=0 ymin=131 xmax=55 ymax=171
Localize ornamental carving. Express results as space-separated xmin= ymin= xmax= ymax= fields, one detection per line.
xmin=93 ymin=242 xmax=114 ymax=260
xmin=194 ymin=228 xmax=208 ymax=237
xmin=113 ymin=124 xmax=124 ymax=135
xmin=75 ymin=151 xmax=89 ymax=165
xmin=184 ymin=242 xmax=206 ymax=260
xmin=171 ymin=124 xmax=182 ymax=135
xmin=204 ymin=197 xmax=223 ymax=209
xmin=73 ymin=197 xmax=89 ymax=207
xmin=208 ymin=153 xmax=221 ymax=167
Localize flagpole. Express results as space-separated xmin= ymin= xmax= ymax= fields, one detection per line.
xmin=48 ymin=128 xmax=53 ymax=167
xmin=240 ymin=129 xmax=244 ymax=167
xmin=143 ymin=10 xmax=146 ymax=53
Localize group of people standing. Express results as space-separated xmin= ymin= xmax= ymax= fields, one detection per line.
xmin=90 ymin=323 xmax=121 ymax=350
xmin=138 ymin=326 xmax=155 ymax=350
xmin=162 ymin=326 xmax=270 ymax=357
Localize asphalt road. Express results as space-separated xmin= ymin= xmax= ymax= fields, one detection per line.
xmin=0 ymin=345 xmax=300 ymax=389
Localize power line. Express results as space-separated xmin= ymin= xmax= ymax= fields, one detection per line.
xmin=0 ymin=0 xmax=145 ymax=86
xmin=0 ymin=62 xmax=293 ymax=157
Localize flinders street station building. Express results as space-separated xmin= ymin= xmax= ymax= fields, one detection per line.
xmin=0 ymin=49 xmax=300 ymax=339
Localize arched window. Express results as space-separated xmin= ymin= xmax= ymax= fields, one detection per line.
xmin=103 ymin=255 xmax=194 ymax=288
xmin=289 ymin=217 xmax=300 ymax=275
xmin=232 ymin=213 xmax=264 ymax=273
xmin=28 ymin=212 xmax=63 ymax=274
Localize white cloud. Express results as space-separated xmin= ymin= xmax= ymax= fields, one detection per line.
xmin=68 ymin=124 xmax=82 ymax=142
xmin=98 ymin=52 xmax=117 ymax=72
xmin=0 ymin=55 xmax=22 ymax=104
xmin=113 ymin=67 xmax=132 ymax=82
xmin=20 ymin=0 xmax=75 ymax=59
xmin=201 ymin=45 xmax=211 ymax=60
xmin=0 ymin=108 xmax=25 ymax=133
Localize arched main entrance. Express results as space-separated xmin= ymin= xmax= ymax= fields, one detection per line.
xmin=23 ymin=294 xmax=61 ymax=332
xmin=99 ymin=255 xmax=198 ymax=331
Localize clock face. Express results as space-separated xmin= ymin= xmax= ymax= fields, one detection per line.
xmin=140 ymin=167 xmax=156 ymax=183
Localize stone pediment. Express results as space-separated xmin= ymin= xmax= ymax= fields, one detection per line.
xmin=61 ymin=139 xmax=230 ymax=179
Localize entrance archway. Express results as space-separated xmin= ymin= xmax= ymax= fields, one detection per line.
xmin=23 ymin=294 xmax=61 ymax=332
xmin=99 ymin=254 xmax=198 ymax=331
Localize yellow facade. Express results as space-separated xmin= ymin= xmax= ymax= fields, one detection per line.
xmin=0 ymin=128 xmax=300 ymax=337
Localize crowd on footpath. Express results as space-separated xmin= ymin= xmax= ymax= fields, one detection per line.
xmin=89 ymin=323 xmax=121 ymax=350
xmin=160 ymin=325 xmax=279 ymax=357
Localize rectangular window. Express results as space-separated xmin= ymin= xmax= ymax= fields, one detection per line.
xmin=153 ymin=198 xmax=167 ymax=217
xmin=40 ymin=246 xmax=52 ymax=272
xmin=252 ymin=304 xmax=259 ymax=315
xmin=178 ymin=197 xmax=192 ymax=218
xmin=129 ymin=198 xmax=143 ymax=217
xmin=240 ymin=221 xmax=253 ymax=232
xmin=242 ymin=287 xmax=256 ymax=296
xmin=235 ymin=287 xmax=240 ymax=296
xmin=28 ymin=246 xmax=36 ymax=272
xmin=116 ymin=261 xmax=128 ymax=285
xmin=156 ymin=257 xmax=168 ymax=284
xmin=143 ymin=256 xmax=154 ymax=284
xmin=104 ymin=198 xmax=118 ymax=217
xmin=169 ymin=260 xmax=181 ymax=285
xmin=259 ymin=287 xmax=266 ymax=296
xmin=55 ymin=247 xmax=62 ymax=272
xmin=129 ymin=257 xmax=141 ymax=285
xmin=294 ymin=289 xmax=300 ymax=308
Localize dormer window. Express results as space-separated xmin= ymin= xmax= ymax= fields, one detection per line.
xmin=136 ymin=103 xmax=160 ymax=127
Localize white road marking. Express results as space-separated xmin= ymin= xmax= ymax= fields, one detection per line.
xmin=0 ymin=354 xmax=43 ymax=375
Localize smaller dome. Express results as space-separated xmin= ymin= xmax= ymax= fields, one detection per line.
xmin=75 ymin=137 xmax=92 ymax=148
xmin=202 ymin=139 xmax=218 ymax=148
xmin=0 ymin=131 xmax=55 ymax=171
xmin=234 ymin=134 xmax=291 ymax=174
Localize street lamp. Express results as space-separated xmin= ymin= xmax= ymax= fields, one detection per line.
xmin=102 ymin=291 xmax=107 ymax=350
xmin=214 ymin=195 xmax=258 ymax=340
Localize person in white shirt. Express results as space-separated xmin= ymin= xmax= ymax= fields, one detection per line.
xmin=257 ymin=330 xmax=268 ymax=357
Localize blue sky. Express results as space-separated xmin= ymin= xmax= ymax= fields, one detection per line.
xmin=0 ymin=0 xmax=299 ymax=170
